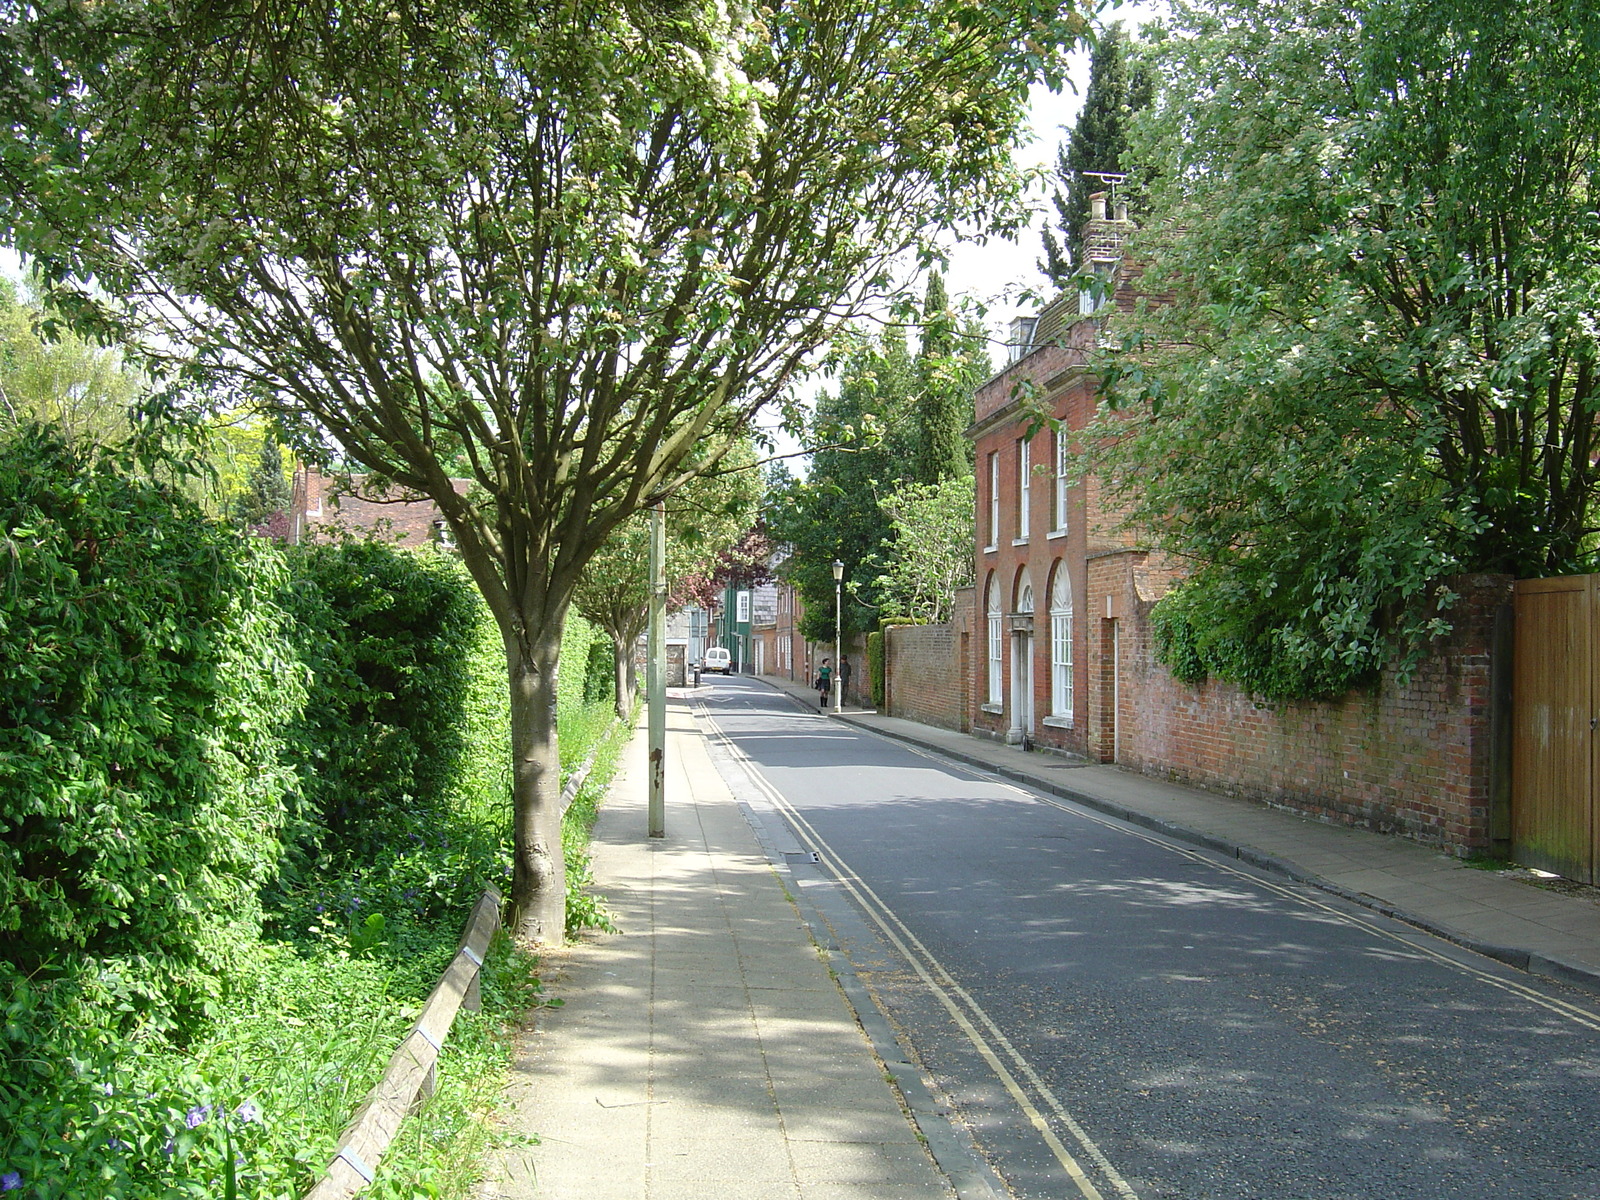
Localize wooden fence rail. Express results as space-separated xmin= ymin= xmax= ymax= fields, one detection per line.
xmin=304 ymin=889 xmax=501 ymax=1200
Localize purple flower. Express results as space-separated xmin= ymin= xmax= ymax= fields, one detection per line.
xmin=1 ymin=1171 xmax=22 ymax=1191
xmin=162 ymin=1137 xmax=175 ymax=1157
xmin=235 ymin=1101 xmax=261 ymax=1124
xmin=107 ymin=1137 xmax=126 ymax=1151
xmin=185 ymin=1104 xmax=210 ymax=1128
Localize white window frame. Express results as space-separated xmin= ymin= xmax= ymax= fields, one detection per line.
xmin=1049 ymin=565 xmax=1074 ymax=721
xmin=1015 ymin=436 xmax=1031 ymax=542
xmin=1053 ymin=429 xmax=1069 ymax=533
xmin=986 ymin=452 xmax=1000 ymax=550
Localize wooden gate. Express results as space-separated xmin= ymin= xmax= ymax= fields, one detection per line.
xmin=1512 ymin=575 xmax=1599 ymax=882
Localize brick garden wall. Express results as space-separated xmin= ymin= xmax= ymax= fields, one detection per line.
xmin=885 ymin=623 xmax=967 ymax=732
xmin=1101 ymin=555 xmax=1512 ymax=850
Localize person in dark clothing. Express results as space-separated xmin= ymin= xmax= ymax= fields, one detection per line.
xmin=838 ymin=657 xmax=852 ymax=704
xmin=815 ymin=658 xmax=832 ymax=710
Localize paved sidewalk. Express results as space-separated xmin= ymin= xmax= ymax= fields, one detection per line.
xmin=487 ymin=699 xmax=954 ymax=1200
xmin=754 ymin=672 xmax=1600 ymax=995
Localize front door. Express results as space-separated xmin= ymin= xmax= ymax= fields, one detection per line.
xmin=1010 ymin=632 xmax=1034 ymax=744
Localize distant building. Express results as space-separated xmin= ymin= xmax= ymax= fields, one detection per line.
xmin=289 ymin=467 xmax=469 ymax=547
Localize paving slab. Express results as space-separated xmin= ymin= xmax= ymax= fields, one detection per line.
xmin=485 ymin=699 xmax=955 ymax=1200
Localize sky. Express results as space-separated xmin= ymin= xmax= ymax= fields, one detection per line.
xmin=943 ymin=1 xmax=1167 ymax=346
xmin=3 ymin=2 xmax=1166 ymax=459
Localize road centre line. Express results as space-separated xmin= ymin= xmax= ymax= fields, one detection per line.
xmin=872 ymin=735 xmax=1600 ymax=1034
xmin=700 ymin=709 xmax=1141 ymax=1200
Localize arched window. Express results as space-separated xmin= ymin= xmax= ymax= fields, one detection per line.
xmin=986 ymin=574 xmax=1002 ymax=705
xmin=1049 ymin=563 xmax=1073 ymax=719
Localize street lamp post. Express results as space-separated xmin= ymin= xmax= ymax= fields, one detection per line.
xmin=831 ymin=559 xmax=844 ymax=714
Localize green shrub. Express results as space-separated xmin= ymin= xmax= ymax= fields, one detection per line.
xmin=276 ymin=541 xmax=509 ymax=867
xmin=0 ymin=425 xmax=302 ymax=1001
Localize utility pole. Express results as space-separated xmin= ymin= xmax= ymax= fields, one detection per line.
xmin=647 ymin=499 xmax=666 ymax=838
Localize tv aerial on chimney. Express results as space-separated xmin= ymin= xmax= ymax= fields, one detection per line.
xmin=1083 ymin=170 xmax=1127 ymax=196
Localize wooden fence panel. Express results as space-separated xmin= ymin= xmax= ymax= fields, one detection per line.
xmin=1512 ymin=576 xmax=1596 ymax=883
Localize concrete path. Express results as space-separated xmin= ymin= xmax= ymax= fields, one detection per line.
xmin=755 ymin=673 xmax=1600 ymax=995
xmin=487 ymin=699 xmax=955 ymax=1200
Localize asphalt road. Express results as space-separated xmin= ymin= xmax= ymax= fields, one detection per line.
xmin=696 ymin=676 xmax=1600 ymax=1200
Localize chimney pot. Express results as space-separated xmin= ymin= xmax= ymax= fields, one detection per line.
xmin=1114 ymin=200 xmax=1129 ymax=222
xmin=1089 ymin=191 xmax=1108 ymax=221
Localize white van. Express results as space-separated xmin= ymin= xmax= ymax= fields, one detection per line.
xmin=702 ymin=647 xmax=732 ymax=674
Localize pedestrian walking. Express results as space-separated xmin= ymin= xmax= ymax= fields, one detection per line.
xmin=838 ymin=657 xmax=852 ymax=705
xmin=814 ymin=658 xmax=832 ymax=711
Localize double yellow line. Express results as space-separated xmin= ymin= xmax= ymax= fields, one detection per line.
xmin=701 ymin=710 xmax=1142 ymax=1200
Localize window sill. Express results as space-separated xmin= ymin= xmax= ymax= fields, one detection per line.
xmin=1041 ymin=714 xmax=1074 ymax=730
xmin=983 ymin=544 xmax=998 ymax=555
xmin=1011 ymin=537 xmax=1029 ymax=547
xmin=980 ymin=702 xmax=1004 ymax=715
xmin=1047 ymin=529 xmax=1067 ymax=540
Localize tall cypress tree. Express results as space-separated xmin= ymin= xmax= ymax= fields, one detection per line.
xmin=1041 ymin=24 xmax=1148 ymax=286
xmin=912 ymin=272 xmax=979 ymax=484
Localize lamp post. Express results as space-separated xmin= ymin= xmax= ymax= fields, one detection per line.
xmin=831 ymin=559 xmax=844 ymax=714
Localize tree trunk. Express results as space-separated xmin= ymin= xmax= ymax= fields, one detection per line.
xmin=612 ymin=630 xmax=634 ymax=721
xmin=507 ymin=621 xmax=567 ymax=944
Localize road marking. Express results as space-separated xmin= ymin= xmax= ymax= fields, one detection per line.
xmin=700 ymin=705 xmax=1141 ymax=1200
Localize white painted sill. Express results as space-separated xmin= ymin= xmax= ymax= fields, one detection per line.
xmin=980 ymin=702 xmax=1004 ymax=715
xmin=1041 ymin=714 xmax=1074 ymax=730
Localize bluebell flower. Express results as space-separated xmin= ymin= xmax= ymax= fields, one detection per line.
xmin=1 ymin=1170 xmax=22 ymax=1191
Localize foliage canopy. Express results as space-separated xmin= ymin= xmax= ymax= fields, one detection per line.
xmin=1097 ymin=0 xmax=1600 ymax=698
xmin=1 ymin=0 xmax=1085 ymax=938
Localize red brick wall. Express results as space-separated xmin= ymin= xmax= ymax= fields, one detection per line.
xmin=885 ymin=624 xmax=966 ymax=731
xmin=1093 ymin=552 xmax=1512 ymax=850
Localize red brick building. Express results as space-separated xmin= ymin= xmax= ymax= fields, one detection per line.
xmin=957 ymin=194 xmax=1512 ymax=851
xmin=290 ymin=467 xmax=469 ymax=547
xmin=967 ymin=194 xmax=1140 ymax=755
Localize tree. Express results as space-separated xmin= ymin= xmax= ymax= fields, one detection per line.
xmin=768 ymin=328 xmax=909 ymax=641
xmin=1041 ymin=23 xmax=1150 ymax=286
xmin=912 ymin=272 xmax=985 ymax=484
xmin=769 ymin=285 xmax=987 ymax=638
xmin=0 ymin=277 xmax=143 ymax=445
xmin=232 ymin=432 xmax=291 ymax=530
xmin=1095 ymin=0 xmax=1600 ymax=698
xmin=873 ymin=474 xmax=977 ymax=623
xmin=1 ymin=0 xmax=1084 ymax=939
xmin=574 ymin=446 xmax=761 ymax=718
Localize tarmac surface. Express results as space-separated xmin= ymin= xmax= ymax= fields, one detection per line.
xmin=486 ymin=676 xmax=1600 ymax=1199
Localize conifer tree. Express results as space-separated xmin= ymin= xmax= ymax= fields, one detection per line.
xmin=233 ymin=434 xmax=291 ymax=529
xmin=1041 ymin=24 xmax=1149 ymax=286
xmin=912 ymin=272 xmax=981 ymax=484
